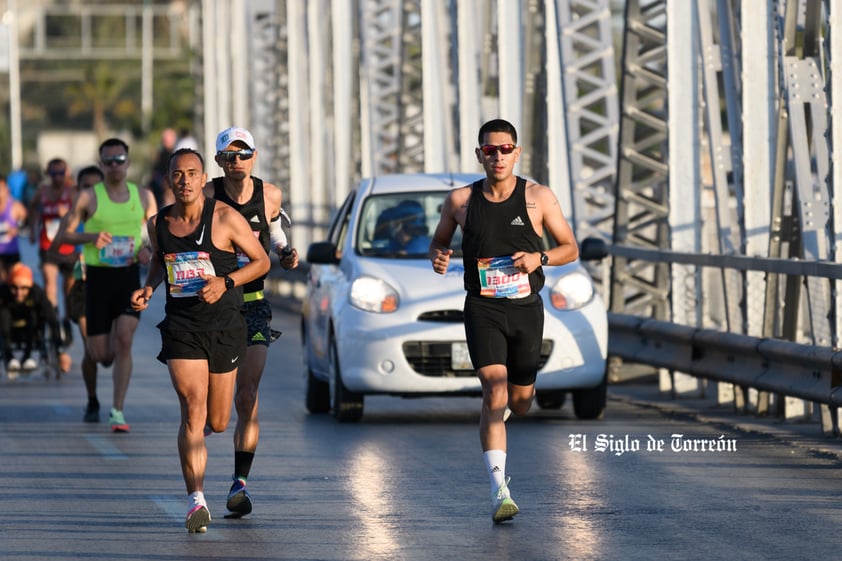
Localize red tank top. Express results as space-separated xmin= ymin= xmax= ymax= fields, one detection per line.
xmin=39 ymin=187 xmax=76 ymax=254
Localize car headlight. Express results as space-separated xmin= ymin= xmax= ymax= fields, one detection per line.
xmin=349 ymin=276 xmax=400 ymax=313
xmin=549 ymin=270 xmax=594 ymax=311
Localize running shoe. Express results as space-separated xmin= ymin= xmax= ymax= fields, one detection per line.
xmin=22 ymin=357 xmax=38 ymax=371
xmin=109 ymin=408 xmax=130 ymax=433
xmin=491 ymin=476 xmax=519 ymax=523
xmin=7 ymin=358 xmax=21 ymax=371
xmin=225 ymin=477 xmax=253 ymax=516
xmin=185 ymin=495 xmax=211 ymax=533
xmin=84 ymin=401 xmax=100 ymax=423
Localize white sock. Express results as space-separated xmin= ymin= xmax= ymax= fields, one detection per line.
xmin=484 ymin=450 xmax=506 ymax=493
xmin=188 ymin=491 xmax=206 ymax=507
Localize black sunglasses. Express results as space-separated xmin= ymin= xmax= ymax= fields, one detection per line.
xmin=101 ymin=155 xmax=128 ymax=166
xmin=479 ymin=144 xmax=517 ymax=156
xmin=216 ymin=150 xmax=255 ymax=162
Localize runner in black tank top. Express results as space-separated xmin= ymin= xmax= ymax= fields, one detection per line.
xmin=428 ymin=119 xmax=580 ymax=524
xmin=130 ymin=148 xmax=271 ymax=532
xmin=207 ymin=127 xmax=300 ymax=519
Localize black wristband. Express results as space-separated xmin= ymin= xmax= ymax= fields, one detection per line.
xmin=223 ymin=275 xmax=235 ymax=291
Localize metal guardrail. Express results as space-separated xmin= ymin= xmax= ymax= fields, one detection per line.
xmin=608 ymin=312 xmax=842 ymax=409
xmin=609 ymin=245 xmax=842 ymax=278
xmin=606 ymin=244 xmax=842 ymax=434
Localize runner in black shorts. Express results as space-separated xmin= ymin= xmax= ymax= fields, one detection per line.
xmin=130 ymin=148 xmax=270 ymax=533
xmin=56 ymin=138 xmax=158 ymax=432
xmin=206 ymin=126 xmax=299 ymax=518
xmin=429 ymin=119 xmax=580 ymax=523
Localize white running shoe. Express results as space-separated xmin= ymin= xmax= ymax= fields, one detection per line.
xmin=185 ymin=494 xmax=211 ymax=533
xmin=7 ymin=358 xmax=21 ymax=371
xmin=22 ymin=357 xmax=38 ymax=371
xmin=491 ymin=476 xmax=519 ymax=523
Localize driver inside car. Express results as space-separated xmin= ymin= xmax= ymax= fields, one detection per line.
xmin=375 ymin=200 xmax=430 ymax=255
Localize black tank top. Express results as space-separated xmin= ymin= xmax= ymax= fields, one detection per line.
xmin=154 ymin=198 xmax=242 ymax=331
xmin=462 ymin=176 xmax=545 ymax=295
xmin=212 ymin=176 xmax=270 ymax=294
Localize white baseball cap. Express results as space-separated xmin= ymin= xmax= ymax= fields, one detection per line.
xmin=216 ymin=127 xmax=256 ymax=152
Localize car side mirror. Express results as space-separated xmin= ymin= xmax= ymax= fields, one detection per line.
xmin=307 ymin=241 xmax=341 ymax=264
xmin=579 ymin=237 xmax=608 ymax=261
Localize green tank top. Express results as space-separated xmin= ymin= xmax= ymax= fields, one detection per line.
xmin=83 ymin=182 xmax=145 ymax=267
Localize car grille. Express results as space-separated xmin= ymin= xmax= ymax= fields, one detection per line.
xmin=417 ymin=309 xmax=464 ymax=323
xmin=403 ymin=340 xmax=553 ymax=377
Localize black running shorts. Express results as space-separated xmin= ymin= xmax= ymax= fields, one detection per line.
xmin=157 ymin=323 xmax=247 ymax=374
xmin=85 ymin=265 xmax=141 ymax=336
xmin=463 ymin=292 xmax=544 ymax=386
xmin=243 ymin=299 xmax=273 ymax=347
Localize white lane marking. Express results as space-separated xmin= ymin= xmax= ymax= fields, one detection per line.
xmin=83 ymin=435 xmax=128 ymax=460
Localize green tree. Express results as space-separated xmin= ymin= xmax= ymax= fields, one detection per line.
xmin=64 ymin=61 xmax=139 ymax=140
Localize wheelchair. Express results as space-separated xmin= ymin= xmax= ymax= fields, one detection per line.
xmin=0 ymin=317 xmax=68 ymax=381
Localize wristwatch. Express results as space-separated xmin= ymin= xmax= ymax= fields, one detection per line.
xmin=540 ymin=252 xmax=549 ymax=266
xmin=223 ymin=275 xmax=235 ymax=291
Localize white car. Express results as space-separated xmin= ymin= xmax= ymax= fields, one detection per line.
xmin=301 ymin=172 xmax=609 ymax=422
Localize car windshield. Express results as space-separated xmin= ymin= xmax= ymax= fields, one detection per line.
xmin=357 ymin=192 xmax=462 ymax=258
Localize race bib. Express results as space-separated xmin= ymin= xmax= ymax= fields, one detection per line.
xmin=45 ymin=218 xmax=62 ymax=241
xmin=98 ymin=235 xmax=136 ymax=266
xmin=165 ymin=251 xmax=216 ymax=298
xmin=477 ymin=256 xmax=531 ymax=299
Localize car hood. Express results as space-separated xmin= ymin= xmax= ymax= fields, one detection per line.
xmin=344 ymin=255 xmax=593 ymax=314
xmin=354 ymin=256 xmax=467 ymax=305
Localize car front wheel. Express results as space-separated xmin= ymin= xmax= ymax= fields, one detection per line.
xmin=305 ymin=366 xmax=330 ymax=414
xmin=571 ymin=375 xmax=607 ymax=420
xmin=329 ymin=338 xmax=364 ymax=422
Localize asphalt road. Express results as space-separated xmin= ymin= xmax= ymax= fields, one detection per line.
xmin=1 ymin=250 xmax=841 ymax=560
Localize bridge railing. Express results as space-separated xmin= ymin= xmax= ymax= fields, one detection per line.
xmin=606 ymin=243 xmax=842 ymax=435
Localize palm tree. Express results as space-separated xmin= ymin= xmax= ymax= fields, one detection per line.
xmin=64 ymin=61 xmax=139 ymax=139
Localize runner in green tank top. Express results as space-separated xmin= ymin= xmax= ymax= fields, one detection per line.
xmin=57 ymin=138 xmax=157 ymax=432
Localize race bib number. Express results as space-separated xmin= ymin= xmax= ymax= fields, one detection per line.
xmin=165 ymin=251 xmax=216 ymax=298
xmin=477 ymin=256 xmax=531 ymax=299
xmin=45 ymin=218 xmax=61 ymax=241
xmin=98 ymin=235 xmax=136 ymax=266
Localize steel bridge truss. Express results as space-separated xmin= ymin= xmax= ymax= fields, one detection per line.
xmin=608 ymin=0 xmax=840 ymax=426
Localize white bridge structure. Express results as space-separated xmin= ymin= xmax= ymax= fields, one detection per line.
xmin=5 ymin=0 xmax=842 ymax=432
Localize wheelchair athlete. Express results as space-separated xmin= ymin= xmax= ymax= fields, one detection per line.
xmin=0 ymin=263 xmax=71 ymax=374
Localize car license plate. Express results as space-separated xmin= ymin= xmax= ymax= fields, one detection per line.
xmin=451 ymin=342 xmax=473 ymax=370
